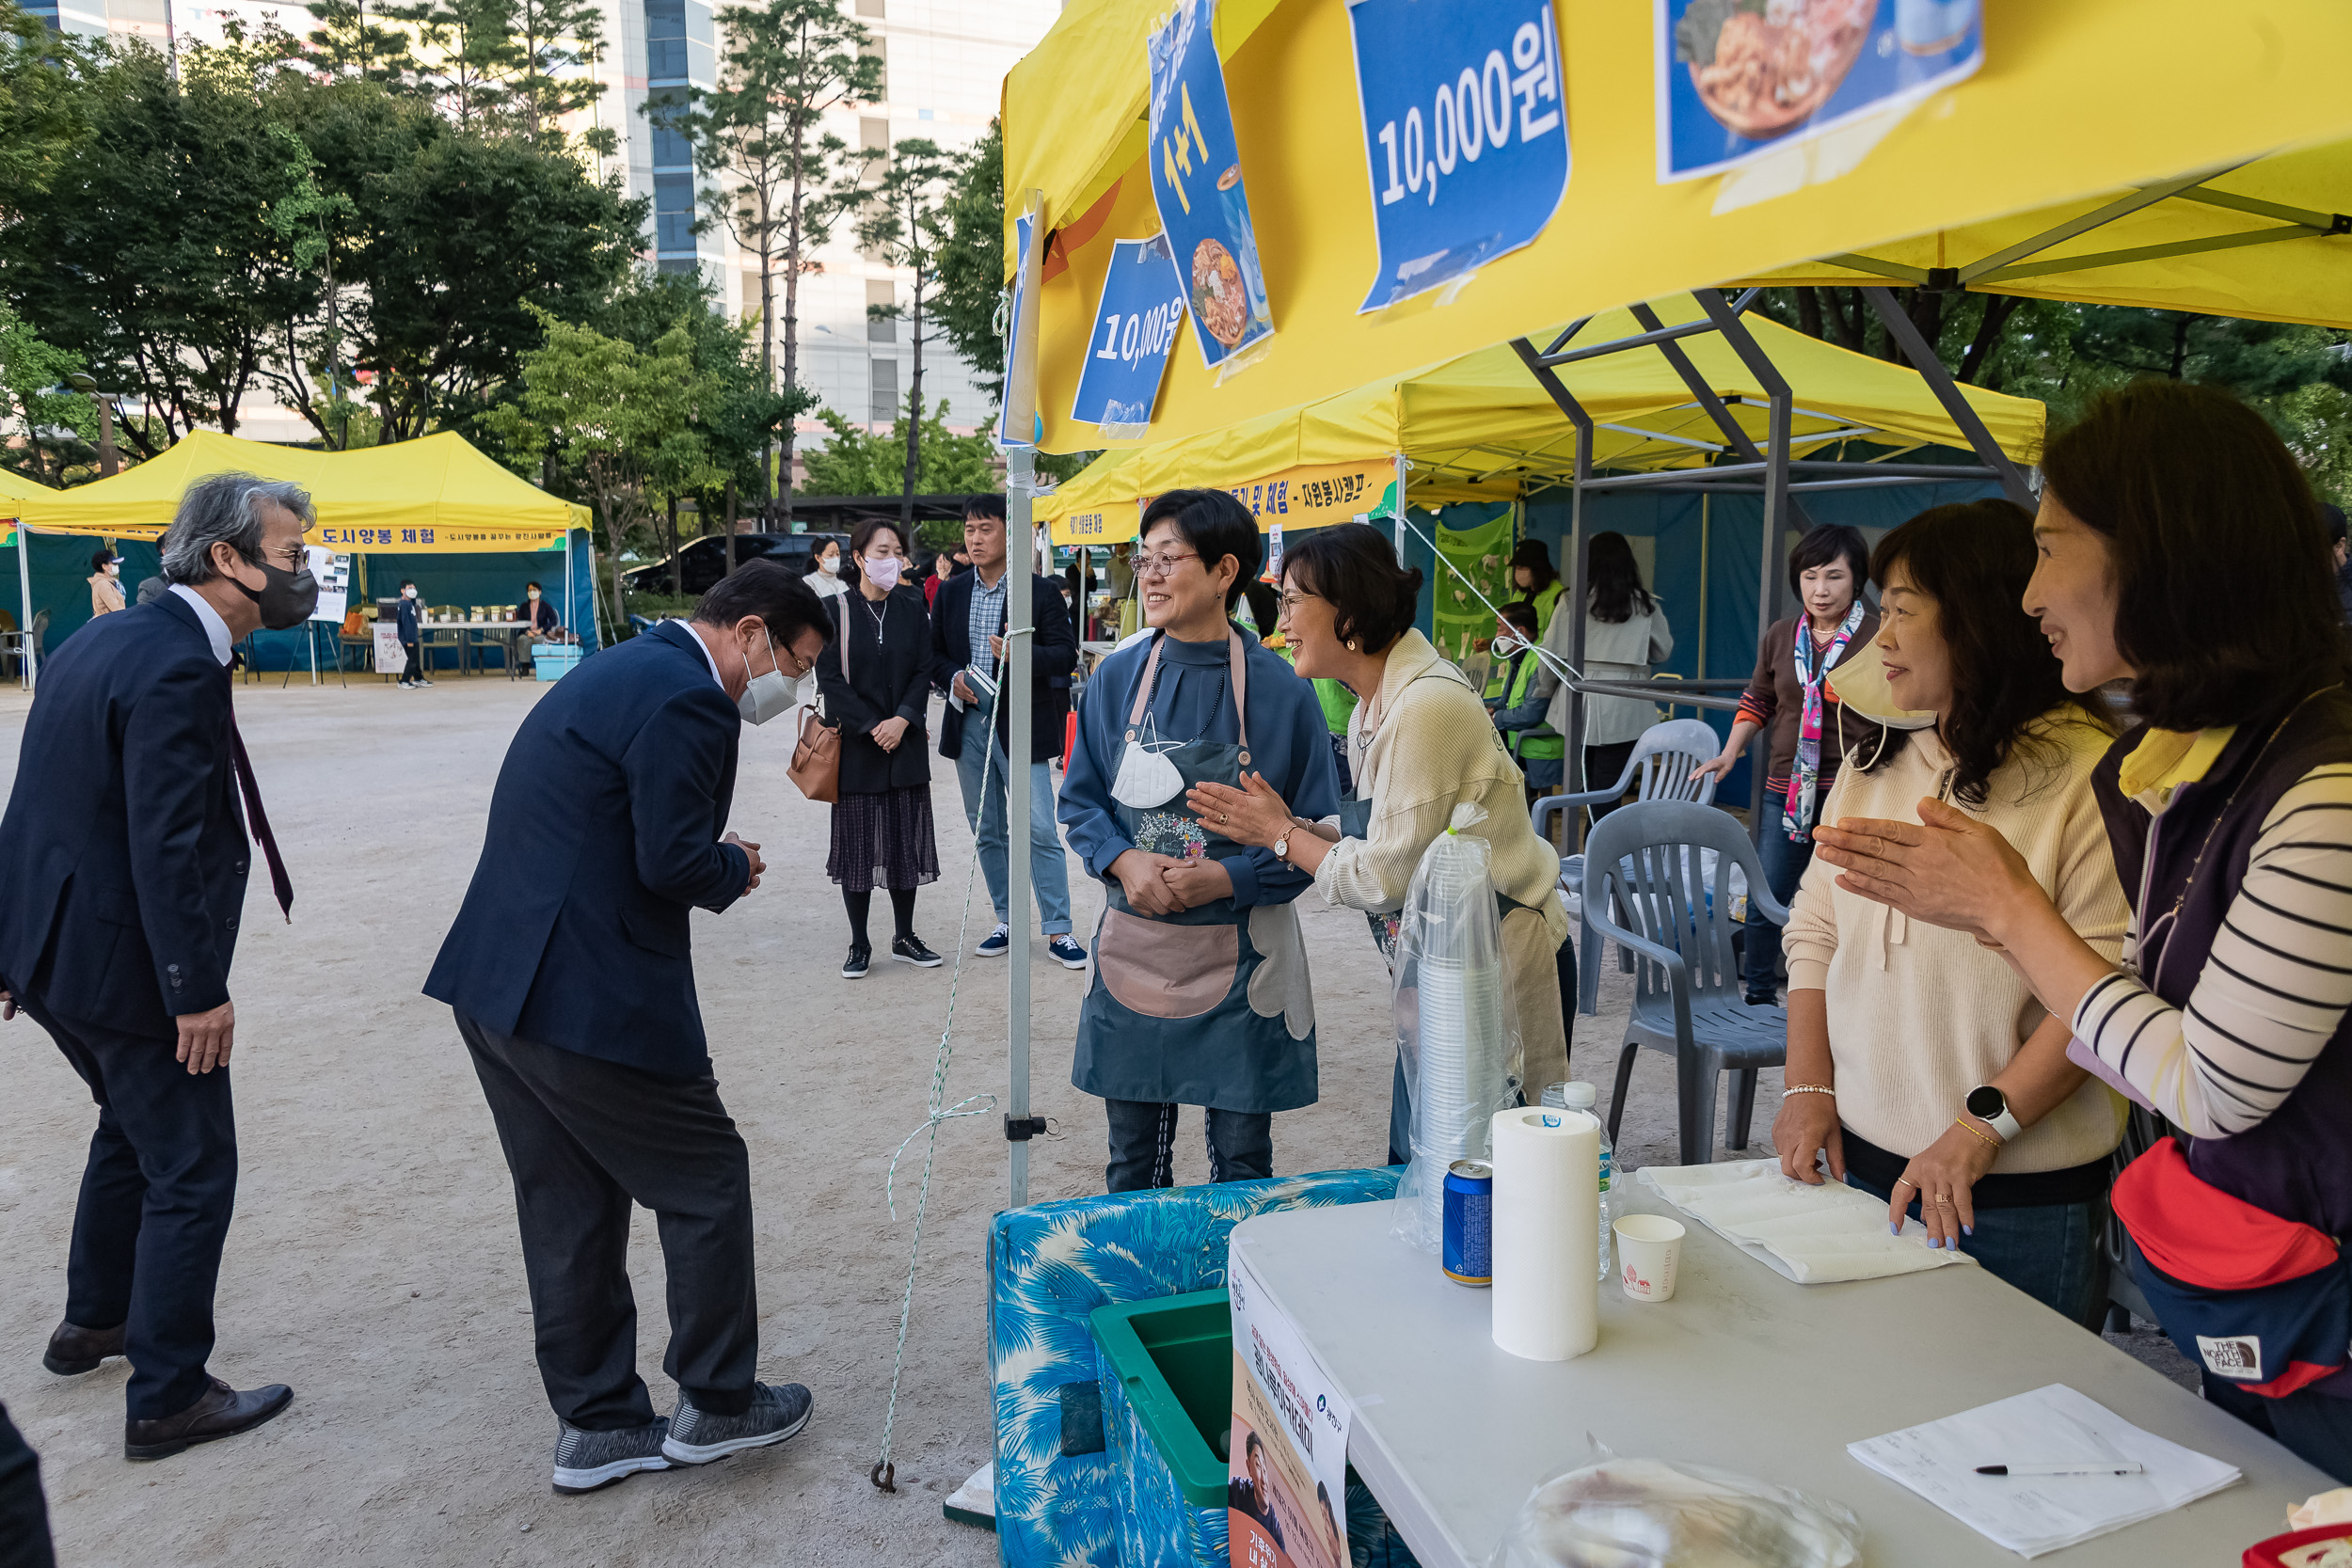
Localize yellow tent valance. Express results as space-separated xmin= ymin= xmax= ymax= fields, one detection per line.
xmin=1006 ymin=0 xmax=2352 ymax=455
xmin=1040 ymin=295 xmax=2043 ymax=545
xmin=9 ymin=431 xmax=589 ymax=551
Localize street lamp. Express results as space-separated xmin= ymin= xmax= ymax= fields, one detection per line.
xmin=65 ymin=372 xmax=120 ymax=478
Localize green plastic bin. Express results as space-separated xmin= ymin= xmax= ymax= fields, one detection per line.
xmin=1089 ymin=1288 xmax=1233 ymax=1508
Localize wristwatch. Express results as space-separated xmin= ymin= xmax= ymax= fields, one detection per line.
xmin=1965 ymin=1085 xmax=2022 ymax=1142
xmin=1273 ymin=830 xmax=1292 ymax=863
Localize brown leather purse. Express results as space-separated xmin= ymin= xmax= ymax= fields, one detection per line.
xmin=787 ymin=594 xmax=850 ymax=801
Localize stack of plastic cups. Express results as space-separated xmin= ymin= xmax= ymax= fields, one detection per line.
xmin=1412 ymin=951 xmax=1509 ymax=1243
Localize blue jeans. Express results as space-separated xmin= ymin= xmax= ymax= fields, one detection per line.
xmin=956 ymin=719 xmax=1073 ymax=935
xmin=1846 ymin=1170 xmax=2109 ymax=1327
xmin=1743 ymin=826 xmax=1812 ymax=1000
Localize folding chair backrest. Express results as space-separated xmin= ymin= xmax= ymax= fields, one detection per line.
xmin=1623 ymin=718 xmax=1724 ymax=807
xmin=1582 ymin=801 xmax=1764 ymax=1009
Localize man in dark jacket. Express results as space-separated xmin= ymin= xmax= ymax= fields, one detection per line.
xmin=424 ymin=562 xmax=831 ymax=1496
xmin=931 ymin=494 xmax=1085 ymax=967
xmin=0 ymin=472 xmax=312 ymax=1462
xmin=394 ymin=578 xmax=430 ymax=689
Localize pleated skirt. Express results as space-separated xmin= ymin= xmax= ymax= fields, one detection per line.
xmin=826 ymin=785 xmax=941 ymax=892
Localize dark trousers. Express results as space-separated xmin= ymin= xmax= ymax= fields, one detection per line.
xmin=399 ymin=639 xmax=420 ymax=679
xmin=458 ymin=1012 xmax=758 ymax=1430
xmin=1742 ymin=825 xmax=1812 ymax=1001
xmin=1846 ymin=1169 xmax=2109 ymax=1328
xmin=0 ymin=1402 xmax=56 ymax=1568
xmin=1104 ymin=1100 xmax=1273 ymax=1192
xmin=18 ymin=991 xmax=237 ymax=1421
xmin=1582 ymin=741 xmax=1636 ymax=823
xmin=2199 ymin=1366 xmax=2352 ymax=1484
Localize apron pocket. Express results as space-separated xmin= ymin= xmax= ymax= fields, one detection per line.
xmin=1097 ymin=910 xmax=1237 ymax=1020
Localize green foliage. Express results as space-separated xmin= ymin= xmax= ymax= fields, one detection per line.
xmin=0 ymin=299 xmax=96 ymax=485
xmin=854 ymin=136 xmax=957 ymax=518
xmin=300 ymin=0 xmax=419 ymax=83
xmin=933 ymin=119 xmax=1005 ymax=404
xmin=803 ymin=402 xmax=994 ymax=499
xmin=0 ymin=3 xmax=97 ymax=197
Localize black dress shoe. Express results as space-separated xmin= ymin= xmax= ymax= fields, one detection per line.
xmin=45 ymin=1319 xmax=125 ymax=1376
xmin=125 ymin=1377 xmax=293 ymax=1461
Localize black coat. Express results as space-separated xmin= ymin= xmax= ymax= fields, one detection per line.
xmin=817 ymin=584 xmax=933 ymax=796
xmin=930 ymin=569 xmax=1076 ymax=766
xmin=0 ymin=594 xmax=253 ymax=1037
xmin=423 ymin=620 xmax=752 ymax=1076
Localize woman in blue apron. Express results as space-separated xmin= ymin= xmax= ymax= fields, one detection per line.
xmin=1057 ymin=491 xmax=1342 ymax=1192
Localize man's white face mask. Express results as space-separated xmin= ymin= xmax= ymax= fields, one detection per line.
xmin=1492 ymin=633 xmax=1526 ymax=658
xmin=1824 ymin=641 xmax=1938 ymax=731
xmin=739 ymin=633 xmax=801 ymax=725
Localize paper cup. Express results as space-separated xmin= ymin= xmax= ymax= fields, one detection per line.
xmin=1613 ymin=1214 xmax=1685 ymax=1303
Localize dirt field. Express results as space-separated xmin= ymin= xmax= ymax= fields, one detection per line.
xmin=0 ymin=673 xmax=2187 ymax=1567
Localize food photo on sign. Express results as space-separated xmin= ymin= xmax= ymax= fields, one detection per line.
xmin=1070 ymin=233 xmax=1190 ymax=438
xmin=1148 ymin=0 xmax=1274 ymax=375
xmin=1656 ymin=0 xmax=1983 ymax=182
xmin=1347 ymin=0 xmax=1570 ymax=311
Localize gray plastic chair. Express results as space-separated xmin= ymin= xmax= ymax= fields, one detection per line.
xmin=1582 ymin=800 xmax=1789 ymax=1165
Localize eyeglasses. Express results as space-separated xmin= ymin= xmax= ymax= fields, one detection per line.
xmin=256 ymin=543 xmax=306 ymax=571
xmin=1278 ymin=591 xmax=1321 ymax=614
xmin=1134 ymin=549 xmax=1201 ymax=579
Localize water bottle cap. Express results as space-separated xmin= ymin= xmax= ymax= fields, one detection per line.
xmin=1561 ymin=1080 xmax=1598 ymax=1110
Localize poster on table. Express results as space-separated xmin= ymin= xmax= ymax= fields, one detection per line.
xmin=306 ymin=546 xmax=351 ymax=624
xmin=1069 ymin=234 xmax=1189 ymax=436
xmin=1147 ymin=0 xmax=1275 ymax=374
xmin=1228 ymin=1248 xmax=1350 ymax=1568
xmin=1657 ymin=0 xmax=1984 ymax=183
xmin=1347 ymin=0 xmax=1569 ymax=312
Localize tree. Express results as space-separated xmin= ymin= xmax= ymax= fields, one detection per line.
xmin=300 ymin=0 xmax=420 ymax=84
xmin=0 ymin=300 xmax=96 ymax=485
xmin=388 ymin=0 xmax=520 ymax=131
xmin=653 ymin=0 xmax=879 ymax=529
xmin=853 ymin=136 xmax=956 ymax=528
xmin=802 ymin=400 xmax=994 ymax=499
xmin=0 ymin=2 xmax=97 ymax=198
xmin=932 ymin=119 xmax=1004 ymax=404
xmin=504 ymin=0 xmax=609 ymax=149
xmin=258 ymin=122 xmax=362 ymax=447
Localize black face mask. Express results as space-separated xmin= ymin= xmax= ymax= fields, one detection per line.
xmin=231 ymin=555 xmax=320 ymax=630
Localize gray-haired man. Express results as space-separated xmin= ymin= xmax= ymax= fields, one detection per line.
xmin=0 ymin=472 xmax=314 ymax=1461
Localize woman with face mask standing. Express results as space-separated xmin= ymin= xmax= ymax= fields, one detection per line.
xmin=88 ymin=549 xmax=126 ymax=616
xmin=804 ymin=538 xmax=848 ymax=600
xmin=1774 ymin=502 xmax=2125 ymax=1323
xmin=814 ymin=519 xmax=941 ymax=978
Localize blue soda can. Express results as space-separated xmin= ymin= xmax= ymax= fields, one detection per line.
xmin=1442 ymin=1160 xmax=1493 ymax=1287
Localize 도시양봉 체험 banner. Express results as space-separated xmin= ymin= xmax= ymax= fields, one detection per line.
xmin=1147 ymin=0 xmax=1275 ymax=375
xmin=1069 ymin=234 xmax=1190 ymax=438
xmin=1657 ymin=0 xmax=1983 ymax=183
xmin=1347 ymin=0 xmax=1570 ymax=312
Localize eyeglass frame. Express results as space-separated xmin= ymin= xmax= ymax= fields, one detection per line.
xmin=1133 ymin=548 xmax=1203 ymax=579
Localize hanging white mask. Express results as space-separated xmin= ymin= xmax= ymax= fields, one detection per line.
xmin=1110 ymin=713 xmax=1184 ymax=809
xmin=1825 ymin=640 xmax=1938 ymax=731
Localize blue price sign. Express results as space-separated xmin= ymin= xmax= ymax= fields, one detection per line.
xmin=1069 ymin=235 xmax=1189 ymax=436
xmin=1148 ymin=0 xmax=1274 ymax=372
xmin=997 ymin=211 xmax=1039 ymax=449
xmin=1348 ymin=0 xmax=1569 ymax=313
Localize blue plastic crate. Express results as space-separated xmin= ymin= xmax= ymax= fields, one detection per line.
xmin=532 ymin=645 xmax=582 ymax=682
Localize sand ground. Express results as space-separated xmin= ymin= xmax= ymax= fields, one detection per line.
xmin=0 ymin=672 xmax=2189 ymax=1567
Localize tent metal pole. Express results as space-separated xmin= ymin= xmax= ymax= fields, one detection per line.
xmin=1005 ymin=446 xmax=1036 ymax=1212
xmin=1627 ymin=301 xmax=1820 ymax=535
xmin=1391 ymin=452 xmax=1407 ymax=560
xmin=1858 ymin=287 xmax=2035 ymax=508
xmin=1510 ymin=335 xmax=1597 ymax=843
xmin=14 ymin=523 xmax=32 ymax=691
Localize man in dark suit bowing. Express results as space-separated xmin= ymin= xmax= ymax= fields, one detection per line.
xmin=425 ymin=561 xmax=832 ymax=1497
xmin=0 ymin=472 xmax=314 ymax=1461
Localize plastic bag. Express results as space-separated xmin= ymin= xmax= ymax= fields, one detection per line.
xmin=1391 ymin=803 xmax=1523 ymax=1253
xmin=1490 ymin=1439 xmax=1862 ymax=1568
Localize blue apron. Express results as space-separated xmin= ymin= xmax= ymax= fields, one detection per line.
xmin=1072 ymin=634 xmax=1317 ymax=1114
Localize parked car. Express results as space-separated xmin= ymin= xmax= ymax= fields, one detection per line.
xmin=622 ymin=531 xmax=849 ymax=597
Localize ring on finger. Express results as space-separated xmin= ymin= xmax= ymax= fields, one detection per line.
xmin=1892 ymin=1177 xmax=1916 ymax=1190
xmin=1934 ymin=1195 xmax=1953 ymax=1208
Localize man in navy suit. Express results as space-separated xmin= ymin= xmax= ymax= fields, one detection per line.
xmin=0 ymin=472 xmax=314 ymax=1461
xmin=425 ymin=561 xmax=832 ymax=1496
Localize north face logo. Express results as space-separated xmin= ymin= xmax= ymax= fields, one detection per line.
xmin=2196 ymin=1334 xmax=2264 ymax=1380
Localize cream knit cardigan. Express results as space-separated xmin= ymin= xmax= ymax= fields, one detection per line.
xmin=1784 ymin=715 xmax=2130 ymax=1174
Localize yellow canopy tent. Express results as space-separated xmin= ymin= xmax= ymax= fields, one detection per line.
xmin=1039 ymin=296 xmax=2043 ymax=544
xmin=9 ymin=430 xmax=590 ymax=550
xmin=1005 ymin=0 xmax=2352 ymax=455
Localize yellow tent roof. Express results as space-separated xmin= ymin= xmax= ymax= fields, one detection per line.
xmin=1006 ymin=0 xmax=2352 ymax=455
xmin=11 ymin=430 xmax=589 ymax=552
xmin=0 ymin=467 xmax=56 ymax=504
xmin=1040 ymin=297 xmax=2043 ymax=544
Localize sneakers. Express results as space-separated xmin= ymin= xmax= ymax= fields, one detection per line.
xmin=891 ymin=934 xmax=943 ymax=968
xmin=663 ymin=1383 xmax=814 ymax=1466
xmin=842 ymin=943 xmax=870 ymax=979
xmin=975 ymin=924 xmax=1010 ymax=958
xmin=1047 ymin=936 xmax=1089 ymax=970
xmin=552 ymin=1418 xmax=671 ymax=1495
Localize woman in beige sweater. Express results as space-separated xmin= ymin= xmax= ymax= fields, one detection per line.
xmin=1777 ymin=500 xmax=2126 ymax=1324
xmin=1188 ymin=523 xmax=1570 ymax=1165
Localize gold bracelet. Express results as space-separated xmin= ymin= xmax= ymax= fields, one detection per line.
xmin=1953 ymin=1116 xmax=2001 ymax=1149
xmin=1783 ymin=1084 xmax=1836 ymax=1098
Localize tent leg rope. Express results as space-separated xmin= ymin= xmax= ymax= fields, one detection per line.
xmin=869 ymin=637 xmax=1015 ymax=1496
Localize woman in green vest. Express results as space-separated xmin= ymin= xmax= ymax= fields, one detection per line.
xmin=1489 ymin=600 xmax=1564 ymax=800
xmin=1511 ymin=539 xmax=1565 ymax=637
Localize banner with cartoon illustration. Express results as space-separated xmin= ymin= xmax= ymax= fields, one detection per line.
xmin=1148 ymin=0 xmax=1275 ymax=373
xmin=1657 ymin=0 xmax=1984 ymax=183
xmin=1432 ymin=508 xmax=1516 ymax=671
xmin=1070 ymin=234 xmax=1190 ymax=436
xmin=1348 ymin=0 xmax=1570 ymax=312
xmin=1229 ymin=1249 xmax=1349 ymax=1568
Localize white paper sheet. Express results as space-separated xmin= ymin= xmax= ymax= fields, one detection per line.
xmin=1847 ymin=1384 xmax=2243 ymax=1558
xmin=1636 ymin=1159 xmax=1970 ymax=1284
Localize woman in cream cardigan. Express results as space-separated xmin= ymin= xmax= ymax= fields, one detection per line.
xmin=1187 ymin=523 xmax=1570 ymax=1164
xmin=1776 ymin=500 xmax=2125 ymax=1324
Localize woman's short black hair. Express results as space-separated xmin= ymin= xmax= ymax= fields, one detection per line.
xmin=1497 ymin=599 xmax=1539 ymax=636
xmin=1861 ymin=499 xmax=2109 ymax=806
xmin=1787 ymin=523 xmax=1870 ymax=603
xmin=1139 ymin=488 xmax=1261 ymax=610
xmin=850 ymin=516 xmax=908 ymax=561
xmin=692 ymin=558 xmax=833 ymax=644
xmin=1509 ymin=538 xmax=1557 ymax=592
xmin=91 ymin=547 xmax=115 ymax=574
xmin=1280 ymin=522 xmax=1422 ymax=653
xmin=2041 ymin=380 xmax=2344 ymax=732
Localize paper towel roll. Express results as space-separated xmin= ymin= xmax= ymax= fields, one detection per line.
xmin=1491 ymin=1106 xmax=1599 ymax=1362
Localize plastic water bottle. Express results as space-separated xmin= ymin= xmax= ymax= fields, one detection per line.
xmin=1559 ymin=1081 xmax=1613 ymax=1282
